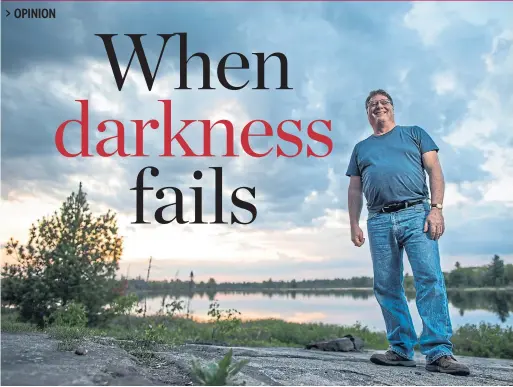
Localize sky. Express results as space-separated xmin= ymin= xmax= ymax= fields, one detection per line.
xmin=1 ymin=1 xmax=512 ymax=283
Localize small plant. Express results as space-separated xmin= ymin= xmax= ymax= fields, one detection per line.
xmin=208 ymin=300 xmax=242 ymax=341
xmin=142 ymin=323 xmax=168 ymax=346
xmin=46 ymin=324 xmax=89 ymax=352
xmin=110 ymin=293 xmax=139 ymax=328
xmin=164 ymin=299 xmax=185 ymax=317
xmin=191 ymin=349 xmax=249 ymax=386
xmin=50 ymin=301 xmax=88 ymax=327
xmin=111 ymin=293 xmax=139 ymax=316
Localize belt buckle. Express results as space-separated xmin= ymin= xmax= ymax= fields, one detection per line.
xmin=382 ymin=204 xmax=393 ymax=213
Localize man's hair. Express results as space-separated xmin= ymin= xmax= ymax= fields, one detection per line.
xmin=365 ymin=89 xmax=394 ymax=109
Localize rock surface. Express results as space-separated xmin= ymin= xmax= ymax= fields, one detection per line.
xmin=2 ymin=332 xmax=513 ymax=386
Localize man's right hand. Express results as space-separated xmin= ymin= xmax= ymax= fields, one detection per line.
xmin=351 ymin=224 xmax=365 ymax=247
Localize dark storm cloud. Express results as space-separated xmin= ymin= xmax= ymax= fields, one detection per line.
xmin=1 ymin=1 xmax=510 ymax=240
xmin=1 ymin=1 xmax=252 ymax=75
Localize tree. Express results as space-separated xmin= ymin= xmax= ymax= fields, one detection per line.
xmin=449 ymin=262 xmax=466 ymax=288
xmin=1 ymin=183 xmax=123 ymax=326
xmin=487 ymin=255 xmax=505 ymax=287
xmin=207 ymin=277 xmax=217 ymax=288
xmin=403 ymin=272 xmax=414 ymax=290
xmin=505 ymin=264 xmax=513 ymax=286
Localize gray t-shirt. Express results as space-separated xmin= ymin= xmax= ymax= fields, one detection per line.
xmin=345 ymin=125 xmax=439 ymax=214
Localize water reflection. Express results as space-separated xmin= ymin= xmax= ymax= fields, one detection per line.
xmin=135 ymin=289 xmax=513 ymax=331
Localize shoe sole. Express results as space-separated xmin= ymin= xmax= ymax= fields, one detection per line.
xmin=370 ymin=357 xmax=416 ymax=367
xmin=425 ymin=365 xmax=470 ymax=376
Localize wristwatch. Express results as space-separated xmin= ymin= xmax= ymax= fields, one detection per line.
xmin=431 ymin=203 xmax=443 ymax=210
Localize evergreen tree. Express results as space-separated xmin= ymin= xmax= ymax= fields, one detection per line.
xmin=449 ymin=262 xmax=466 ymax=288
xmin=505 ymin=264 xmax=513 ymax=286
xmin=207 ymin=277 xmax=217 ymax=288
xmin=1 ymin=183 xmax=122 ymax=326
xmin=487 ymin=255 xmax=505 ymax=287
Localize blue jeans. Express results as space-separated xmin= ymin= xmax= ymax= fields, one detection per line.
xmin=366 ymin=201 xmax=453 ymax=363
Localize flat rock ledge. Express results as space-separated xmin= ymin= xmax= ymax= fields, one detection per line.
xmin=2 ymin=332 xmax=513 ymax=386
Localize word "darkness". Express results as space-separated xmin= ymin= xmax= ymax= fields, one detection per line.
xmin=55 ymin=99 xmax=333 ymax=158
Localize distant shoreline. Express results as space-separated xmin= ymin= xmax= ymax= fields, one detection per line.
xmin=133 ymin=286 xmax=513 ymax=294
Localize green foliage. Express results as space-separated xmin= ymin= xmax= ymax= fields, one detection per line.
xmin=142 ymin=323 xmax=169 ymax=345
xmin=110 ymin=293 xmax=139 ymax=316
xmin=404 ymin=273 xmax=414 ymax=290
xmin=445 ymin=255 xmax=512 ymax=289
xmin=109 ymin=293 xmax=140 ymax=328
xmin=0 ymin=308 xmax=40 ymax=333
xmin=235 ymin=319 xmax=388 ymax=350
xmin=191 ymin=349 xmax=249 ymax=386
xmin=46 ymin=325 xmax=93 ymax=352
xmin=161 ymin=299 xmax=185 ymax=317
xmin=3 ymin=305 xmax=513 ymax=359
xmin=488 ymin=255 xmax=506 ymax=287
xmin=1 ymin=183 xmax=123 ymax=327
xmin=452 ymin=323 xmax=513 ymax=359
xmin=208 ymin=300 xmax=242 ymax=341
xmin=49 ymin=301 xmax=88 ymax=327
xmin=449 ymin=262 xmax=466 ymax=288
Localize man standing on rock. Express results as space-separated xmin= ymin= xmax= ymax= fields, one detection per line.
xmin=345 ymin=89 xmax=470 ymax=376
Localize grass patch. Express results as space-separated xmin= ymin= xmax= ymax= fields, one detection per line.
xmin=46 ymin=325 xmax=100 ymax=351
xmin=1 ymin=310 xmax=40 ymax=333
xmin=2 ymin=307 xmax=512 ymax=360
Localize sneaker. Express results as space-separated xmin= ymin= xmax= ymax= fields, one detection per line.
xmin=370 ymin=350 xmax=416 ymax=367
xmin=426 ymin=355 xmax=470 ymax=376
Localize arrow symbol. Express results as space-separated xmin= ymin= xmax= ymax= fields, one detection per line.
xmin=6 ymin=10 xmax=10 ymax=17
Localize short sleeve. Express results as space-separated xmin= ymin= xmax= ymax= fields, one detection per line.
xmin=414 ymin=126 xmax=439 ymax=154
xmin=345 ymin=145 xmax=361 ymax=177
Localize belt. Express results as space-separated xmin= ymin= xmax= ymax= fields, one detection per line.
xmin=379 ymin=199 xmax=425 ymax=213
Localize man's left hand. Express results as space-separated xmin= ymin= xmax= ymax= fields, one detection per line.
xmin=424 ymin=209 xmax=445 ymax=240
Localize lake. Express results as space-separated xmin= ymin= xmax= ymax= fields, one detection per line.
xmin=137 ymin=289 xmax=513 ymax=332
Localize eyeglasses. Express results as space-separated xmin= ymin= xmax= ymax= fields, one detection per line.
xmin=367 ymin=99 xmax=392 ymax=108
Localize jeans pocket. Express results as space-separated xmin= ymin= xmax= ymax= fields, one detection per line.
xmin=367 ymin=212 xmax=379 ymax=222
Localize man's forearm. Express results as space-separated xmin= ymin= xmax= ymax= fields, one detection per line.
xmin=348 ymin=189 xmax=363 ymax=226
xmin=428 ymin=167 xmax=445 ymax=205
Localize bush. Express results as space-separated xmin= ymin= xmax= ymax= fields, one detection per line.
xmin=1 ymin=183 xmax=122 ymax=327
xmin=50 ymin=301 xmax=88 ymax=328
xmin=452 ymin=323 xmax=513 ymax=359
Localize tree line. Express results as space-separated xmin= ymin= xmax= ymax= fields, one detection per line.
xmin=128 ymin=255 xmax=513 ymax=294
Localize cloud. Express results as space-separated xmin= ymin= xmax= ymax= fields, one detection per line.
xmin=432 ymin=71 xmax=457 ymax=95
xmin=1 ymin=1 xmax=512 ymax=281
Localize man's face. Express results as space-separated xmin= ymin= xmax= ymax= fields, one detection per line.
xmin=366 ymin=94 xmax=394 ymax=125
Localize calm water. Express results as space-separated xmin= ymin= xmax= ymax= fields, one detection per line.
xmin=138 ymin=289 xmax=513 ymax=332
